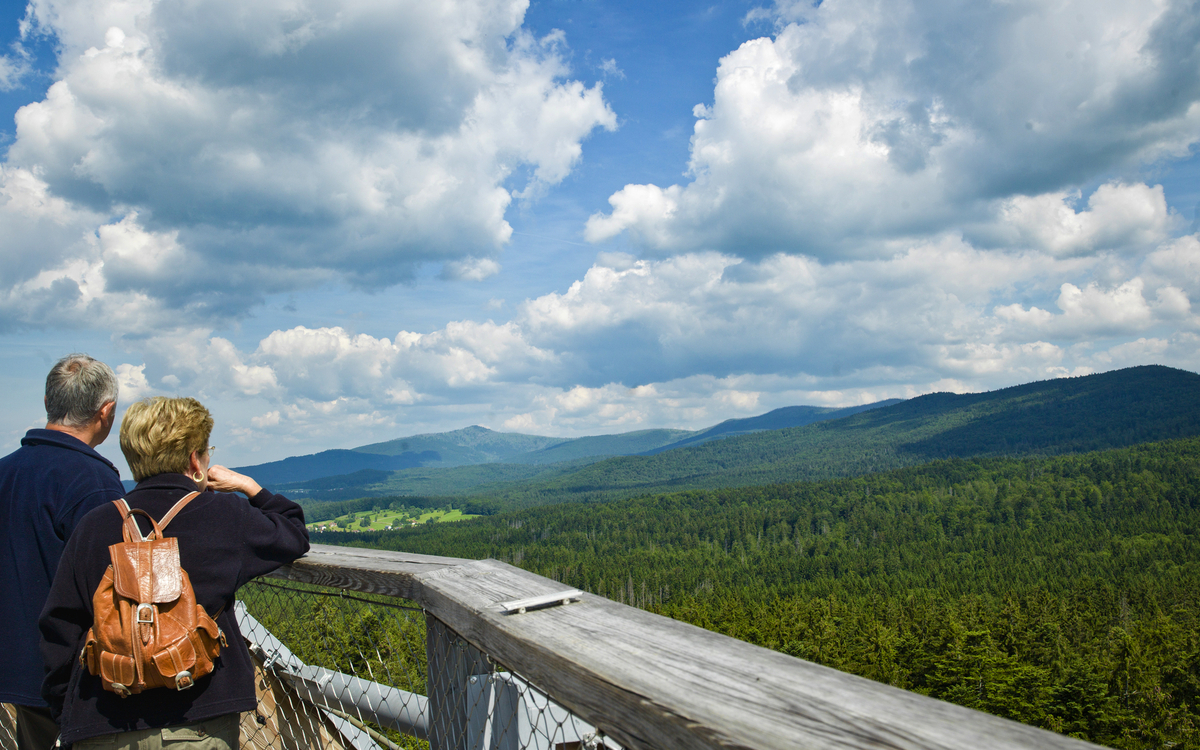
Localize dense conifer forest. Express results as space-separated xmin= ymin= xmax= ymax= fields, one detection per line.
xmin=314 ymin=437 xmax=1200 ymax=748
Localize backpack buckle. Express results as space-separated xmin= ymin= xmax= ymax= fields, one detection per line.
xmin=136 ymin=604 xmax=154 ymax=624
xmin=175 ymin=671 xmax=194 ymax=690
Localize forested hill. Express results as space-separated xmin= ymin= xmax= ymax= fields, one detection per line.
xmin=324 ymin=437 xmax=1200 ymax=748
xmin=887 ymin=364 xmax=1200 ymax=458
xmin=450 ymin=365 xmax=1200 ymax=507
xmin=324 ymin=436 xmax=1200 ymax=602
xmin=641 ymin=400 xmax=901 ymax=454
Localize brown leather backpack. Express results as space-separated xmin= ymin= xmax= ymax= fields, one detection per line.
xmin=80 ymin=492 xmax=226 ymax=696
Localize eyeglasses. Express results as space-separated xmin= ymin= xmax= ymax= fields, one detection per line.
xmin=206 ymin=446 xmax=216 ymax=458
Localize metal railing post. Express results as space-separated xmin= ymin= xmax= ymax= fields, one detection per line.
xmin=426 ymin=613 xmax=490 ymax=750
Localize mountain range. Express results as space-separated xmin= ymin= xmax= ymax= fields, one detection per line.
xmin=247 ymin=365 xmax=1200 ymax=510
xmin=233 ymin=401 xmax=894 ymax=486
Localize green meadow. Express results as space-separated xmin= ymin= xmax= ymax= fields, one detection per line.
xmin=308 ymin=506 xmax=477 ymax=533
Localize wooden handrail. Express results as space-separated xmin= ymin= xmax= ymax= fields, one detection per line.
xmin=269 ymin=543 xmax=1104 ymax=750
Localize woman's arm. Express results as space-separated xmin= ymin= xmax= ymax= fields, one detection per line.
xmin=205 ymin=465 xmax=262 ymax=498
xmin=207 ymin=465 xmax=310 ymax=587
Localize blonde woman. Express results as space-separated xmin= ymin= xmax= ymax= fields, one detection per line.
xmin=40 ymin=397 xmax=309 ymax=749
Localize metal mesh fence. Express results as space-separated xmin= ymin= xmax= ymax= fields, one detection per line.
xmin=0 ymin=703 xmax=16 ymax=750
xmin=236 ymin=578 xmax=623 ymax=750
xmin=0 ymin=579 xmax=619 ymax=749
xmin=236 ymin=578 xmax=429 ymax=750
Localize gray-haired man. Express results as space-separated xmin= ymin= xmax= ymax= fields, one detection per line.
xmin=0 ymin=354 xmax=125 ymax=749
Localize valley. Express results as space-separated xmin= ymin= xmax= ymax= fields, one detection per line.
xmin=244 ymin=365 xmax=1200 ymax=749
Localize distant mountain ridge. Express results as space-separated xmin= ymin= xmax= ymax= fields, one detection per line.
xmin=518 ymin=429 xmax=696 ymax=464
xmin=355 ymin=425 xmax=570 ymax=464
xmin=284 ymin=364 xmax=1200 ymax=508
xmin=474 ymin=364 xmax=1200 ymax=506
xmin=643 ymin=402 xmax=902 ymax=454
xmin=235 ymin=426 xmax=568 ymax=485
xmin=234 ymin=425 xmax=694 ymax=485
xmin=234 ymin=399 xmax=897 ymax=489
xmin=240 ymin=366 xmax=1200 ymax=507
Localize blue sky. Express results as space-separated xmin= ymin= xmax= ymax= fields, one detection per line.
xmin=1 ymin=0 xmax=1198 ymax=477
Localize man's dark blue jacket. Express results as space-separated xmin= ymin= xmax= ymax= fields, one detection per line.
xmin=0 ymin=429 xmax=124 ymax=706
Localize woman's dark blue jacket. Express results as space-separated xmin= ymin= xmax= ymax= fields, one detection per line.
xmin=39 ymin=473 xmax=310 ymax=746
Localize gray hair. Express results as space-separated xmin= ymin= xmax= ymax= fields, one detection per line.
xmin=45 ymin=354 xmax=119 ymax=427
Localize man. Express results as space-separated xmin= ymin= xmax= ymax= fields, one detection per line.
xmin=0 ymin=354 xmax=125 ymax=749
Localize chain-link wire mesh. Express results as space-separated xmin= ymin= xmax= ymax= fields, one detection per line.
xmin=236 ymin=578 xmax=622 ymax=750
xmin=424 ymin=618 xmax=622 ymax=750
xmin=236 ymin=578 xmax=429 ymax=750
xmin=0 ymin=703 xmax=17 ymax=750
xmin=0 ymin=579 xmax=618 ymax=750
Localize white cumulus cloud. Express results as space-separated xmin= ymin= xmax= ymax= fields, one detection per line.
xmin=8 ymin=0 xmax=1199 ymax=465
xmin=0 ymin=0 xmax=616 ymax=328
xmin=997 ymin=183 xmax=1175 ymax=257
xmin=102 ymin=230 xmax=1200 ymax=458
xmin=587 ymin=0 xmax=1200 ymax=259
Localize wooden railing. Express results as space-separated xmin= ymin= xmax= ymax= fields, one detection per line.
xmin=269 ymin=543 xmax=1106 ymax=750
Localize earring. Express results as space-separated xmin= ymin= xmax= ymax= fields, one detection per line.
xmin=192 ymin=471 xmax=204 ymax=483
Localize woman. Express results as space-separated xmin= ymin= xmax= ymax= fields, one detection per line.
xmin=40 ymin=397 xmax=310 ymax=749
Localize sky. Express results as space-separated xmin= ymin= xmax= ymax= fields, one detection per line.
xmin=1 ymin=0 xmax=1198 ymax=477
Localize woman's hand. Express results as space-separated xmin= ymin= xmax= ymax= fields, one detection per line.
xmin=206 ymin=465 xmax=264 ymax=498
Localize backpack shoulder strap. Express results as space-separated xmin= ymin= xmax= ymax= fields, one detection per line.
xmin=111 ymin=498 xmax=145 ymax=542
xmin=158 ymin=491 xmax=201 ymax=531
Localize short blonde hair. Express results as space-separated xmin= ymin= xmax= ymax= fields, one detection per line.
xmin=120 ymin=397 xmax=213 ymax=482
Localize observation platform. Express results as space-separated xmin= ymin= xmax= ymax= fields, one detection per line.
xmin=2 ymin=544 xmax=1107 ymax=750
